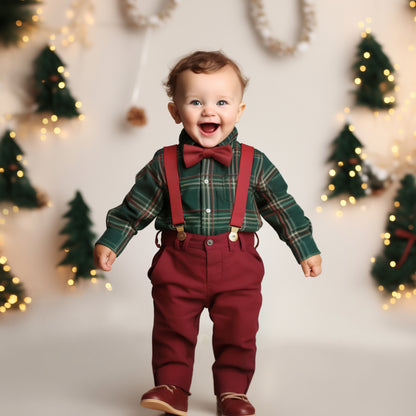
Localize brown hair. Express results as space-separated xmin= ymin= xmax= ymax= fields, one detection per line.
xmin=165 ymin=50 xmax=248 ymax=99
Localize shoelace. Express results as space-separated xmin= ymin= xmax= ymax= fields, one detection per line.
xmin=154 ymin=384 xmax=176 ymax=394
xmin=220 ymin=392 xmax=249 ymax=402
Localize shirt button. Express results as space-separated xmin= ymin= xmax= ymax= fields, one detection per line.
xmin=203 ymin=179 xmax=209 ymax=184
xmin=206 ymin=208 xmax=211 ymax=213
xmin=206 ymin=239 xmax=214 ymax=246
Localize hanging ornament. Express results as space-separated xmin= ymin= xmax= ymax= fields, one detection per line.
xmin=121 ymin=0 xmax=181 ymax=28
xmin=249 ymin=0 xmax=316 ymax=56
xmin=126 ymin=26 xmax=152 ymax=127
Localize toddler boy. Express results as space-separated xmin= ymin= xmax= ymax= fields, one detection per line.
xmin=94 ymin=50 xmax=321 ymax=416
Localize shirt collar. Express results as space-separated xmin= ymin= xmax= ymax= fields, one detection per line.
xmin=179 ymin=127 xmax=238 ymax=147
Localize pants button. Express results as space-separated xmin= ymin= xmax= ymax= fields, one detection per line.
xmin=206 ymin=239 xmax=214 ymax=246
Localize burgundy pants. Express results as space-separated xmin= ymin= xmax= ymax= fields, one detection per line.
xmin=148 ymin=230 xmax=264 ymax=395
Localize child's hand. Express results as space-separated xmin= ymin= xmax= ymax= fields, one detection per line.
xmin=93 ymin=244 xmax=117 ymax=271
xmin=300 ymin=254 xmax=322 ymax=277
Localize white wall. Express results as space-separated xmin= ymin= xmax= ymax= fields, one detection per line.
xmin=1 ymin=0 xmax=416 ymax=350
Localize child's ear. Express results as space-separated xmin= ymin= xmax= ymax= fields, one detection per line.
xmin=235 ymin=102 xmax=246 ymax=123
xmin=168 ymin=102 xmax=182 ymax=124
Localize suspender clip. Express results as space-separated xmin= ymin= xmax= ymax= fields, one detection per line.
xmin=176 ymin=225 xmax=187 ymax=241
xmin=229 ymin=226 xmax=240 ymax=242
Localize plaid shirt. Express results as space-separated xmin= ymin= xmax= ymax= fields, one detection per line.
xmin=97 ymin=128 xmax=320 ymax=263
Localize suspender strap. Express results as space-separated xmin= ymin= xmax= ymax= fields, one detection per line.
xmin=229 ymin=144 xmax=255 ymax=241
xmin=163 ymin=143 xmax=255 ymax=242
xmin=163 ymin=145 xmax=186 ymax=241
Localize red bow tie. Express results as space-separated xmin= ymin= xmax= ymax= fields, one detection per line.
xmin=182 ymin=144 xmax=233 ymax=168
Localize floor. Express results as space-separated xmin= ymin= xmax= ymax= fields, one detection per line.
xmin=1 ymin=294 xmax=416 ymax=416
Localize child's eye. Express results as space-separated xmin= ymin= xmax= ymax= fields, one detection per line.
xmin=217 ymin=100 xmax=227 ymax=106
xmin=190 ymin=100 xmax=201 ymax=105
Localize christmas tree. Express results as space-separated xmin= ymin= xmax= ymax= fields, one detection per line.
xmin=0 ymin=255 xmax=31 ymax=313
xmin=34 ymin=45 xmax=81 ymax=118
xmin=0 ymin=0 xmax=39 ymax=47
xmin=59 ymin=191 xmax=102 ymax=284
xmin=323 ymin=123 xmax=385 ymax=202
xmin=371 ymin=174 xmax=416 ymax=292
xmin=0 ymin=129 xmax=46 ymax=208
xmin=352 ymin=33 xmax=396 ymax=109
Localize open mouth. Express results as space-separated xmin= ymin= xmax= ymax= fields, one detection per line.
xmin=199 ymin=123 xmax=219 ymax=134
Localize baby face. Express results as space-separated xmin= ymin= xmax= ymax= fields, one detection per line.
xmin=168 ymin=65 xmax=246 ymax=148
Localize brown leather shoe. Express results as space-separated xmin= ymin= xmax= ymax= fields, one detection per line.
xmin=140 ymin=385 xmax=189 ymax=416
xmin=217 ymin=392 xmax=255 ymax=416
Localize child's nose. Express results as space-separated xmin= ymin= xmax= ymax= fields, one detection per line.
xmin=202 ymin=104 xmax=215 ymax=116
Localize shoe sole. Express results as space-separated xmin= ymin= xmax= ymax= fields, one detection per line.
xmin=216 ymin=405 xmax=255 ymax=416
xmin=140 ymin=398 xmax=187 ymax=416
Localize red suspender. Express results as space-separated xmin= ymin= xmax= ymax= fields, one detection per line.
xmin=229 ymin=144 xmax=255 ymax=241
xmin=163 ymin=144 xmax=255 ymax=242
xmin=163 ymin=145 xmax=186 ymax=241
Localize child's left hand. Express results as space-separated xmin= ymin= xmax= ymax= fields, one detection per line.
xmin=300 ymin=254 xmax=322 ymax=277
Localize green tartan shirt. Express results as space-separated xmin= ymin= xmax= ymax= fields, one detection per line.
xmin=96 ymin=128 xmax=320 ymax=263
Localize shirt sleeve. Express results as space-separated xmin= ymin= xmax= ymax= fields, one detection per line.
xmin=254 ymin=153 xmax=320 ymax=263
xmin=96 ymin=150 xmax=166 ymax=256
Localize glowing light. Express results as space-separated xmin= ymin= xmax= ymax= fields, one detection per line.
xmin=394 ymin=201 xmax=400 ymax=208
xmin=349 ymin=196 xmax=356 ymax=204
xmin=90 ymin=269 xmax=97 ymax=276
xmin=8 ymin=295 xmax=18 ymax=305
xmin=355 ymin=147 xmax=362 ymax=155
xmin=58 ymin=82 xmax=66 ymax=89
xmin=329 ymin=169 xmax=336 ymax=177
xmin=389 ymin=261 xmax=396 ymax=268
xmin=349 ymin=171 xmax=356 ymax=177
xmin=17 ymin=170 xmax=24 ymax=178
xmin=328 ymin=184 xmax=335 ymax=191
xmin=105 ymin=283 xmax=113 ymax=291
xmin=363 ymin=51 xmax=371 ymax=59
xmin=354 ymin=77 xmax=362 ymax=85
xmin=67 ymin=279 xmax=75 ymax=286
xmin=321 ymin=194 xmax=328 ymax=202
xmin=340 ymin=200 xmax=347 ymax=207
xmin=57 ymin=66 xmax=64 ymax=73
xmin=71 ymin=266 xmax=77 ymax=273
xmin=360 ymin=65 xmax=366 ymax=72
xmin=378 ymin=285 xmax=384 ymax=291
xmin=12 ymin=277 xmax=19 ymax=284
xmin=389 ymin=215 xmax=396 ymax=222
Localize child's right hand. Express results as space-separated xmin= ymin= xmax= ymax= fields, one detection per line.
xmin=93 ymin=244 xmax=117 ymax=271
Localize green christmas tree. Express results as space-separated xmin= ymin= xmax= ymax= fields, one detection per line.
xmin=0 ymin=0 xmax=39 ymax=47
xmin=0 ymin=129 xmax=46 ymax=208
xmin=59 ymin=191 xmax=102 ymax=284
xmin=0 ymin=255 xmax=31 ymax=313
xmin=34 ymin=45 xmax=81 ymax=118
xmin=352 ymin=33 xmax=396 ymax=109
xmin=371 ymin=174 xmax=416 ymax=292
xmin=324 ymin=123 xmax=381 ymax=202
